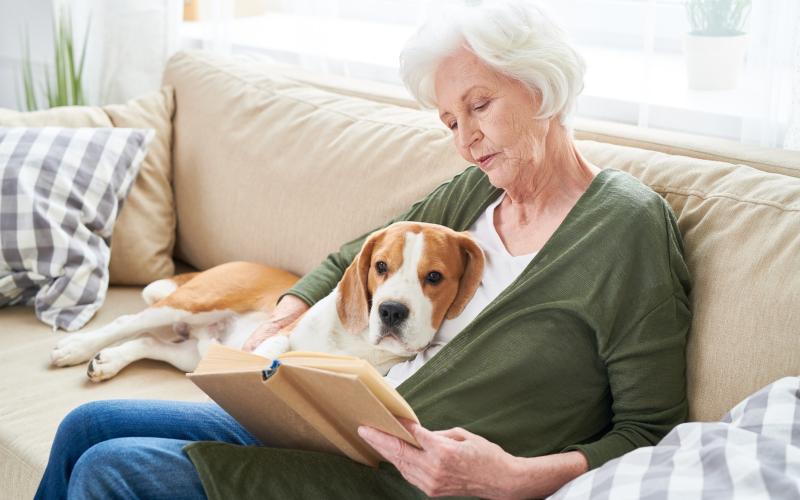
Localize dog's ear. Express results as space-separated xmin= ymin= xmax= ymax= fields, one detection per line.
xmin=336 ymin=230 xmax=382 ymax=334
xmin=446 ymin=232 xmax=485 ymax=319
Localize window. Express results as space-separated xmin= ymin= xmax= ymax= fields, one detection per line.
xmin=181 ymin=0 xmax=800 ymax=149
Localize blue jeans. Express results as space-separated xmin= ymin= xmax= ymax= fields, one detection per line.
xmin=34 ymin=399 xmax=261 ymax=500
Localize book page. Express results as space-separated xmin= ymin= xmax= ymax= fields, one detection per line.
xmin=193 ymin=343 xmax=271 ymax=373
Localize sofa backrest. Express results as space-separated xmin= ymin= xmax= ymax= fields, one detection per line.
xmin=163 ymin=51 xmax=469 ymax=275
xmin=163 ymin=50 xmax=800 ymax=422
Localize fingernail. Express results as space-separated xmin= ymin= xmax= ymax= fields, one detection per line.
xmin=357 ymin=426 xmax=370 ymax=439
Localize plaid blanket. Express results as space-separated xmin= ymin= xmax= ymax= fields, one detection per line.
xmin=552 ymin=376 xmax=800 ymax=499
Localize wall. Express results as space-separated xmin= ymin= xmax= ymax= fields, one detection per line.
xmin=0 ymin=0 xmax=54 ymax=110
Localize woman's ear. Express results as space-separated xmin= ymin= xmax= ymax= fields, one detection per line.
xmin=336 ymin=230 xmax=383 ymax=334
xmin=446 ymin=233 xmax=485 ymax=319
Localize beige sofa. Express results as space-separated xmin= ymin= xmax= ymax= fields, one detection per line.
xmin=1 ymin=50 xmax=799 ymax=498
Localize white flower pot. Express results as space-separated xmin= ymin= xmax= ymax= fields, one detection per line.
xmin=684 ymin=33 xmax=748 ymax=91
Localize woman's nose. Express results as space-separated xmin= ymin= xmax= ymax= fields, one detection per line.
xmin=457 ymin=120 xmax=481 ymax=149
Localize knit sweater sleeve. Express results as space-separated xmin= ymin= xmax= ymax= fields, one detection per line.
xmin=562 ymin=197 xmax=692 ymax=469
xmin=281 ymin=167 xmax=486 ymax=306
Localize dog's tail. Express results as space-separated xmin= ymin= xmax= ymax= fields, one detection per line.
xmin=141 ymin=272 xmax=200 ymax=306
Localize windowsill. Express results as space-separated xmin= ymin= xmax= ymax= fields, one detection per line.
xmin=180 ymin=14 xmax=791 ymax=142
xmin=579 ymin=45 xmax=782 ymax=119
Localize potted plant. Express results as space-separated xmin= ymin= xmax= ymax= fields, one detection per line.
xmin=19 ymin=6 xmax=89 ymax=111
xmin=684 ymin=0 xmax=751 ymax=91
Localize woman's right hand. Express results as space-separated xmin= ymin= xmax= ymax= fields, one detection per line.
xmin=242 ymin=294 xmax=310 ymax=352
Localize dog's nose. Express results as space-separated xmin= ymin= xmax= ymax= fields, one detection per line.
xmin=378 ymin=301 xmax=409 ymax=328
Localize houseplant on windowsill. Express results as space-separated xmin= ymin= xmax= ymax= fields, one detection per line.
xmin=684 ymin=0 xmax=751 ymax=91
xmin=20 ymin=6 xmax=89 ymax=111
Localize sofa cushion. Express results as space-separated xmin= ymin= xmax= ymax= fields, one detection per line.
xmin=0 ymin=88 xmax=177 ymax=285
xmin=0 ymin=286 xmax=207 ymax=498
xmin=0 ymin=127 xmax=153 ymax=331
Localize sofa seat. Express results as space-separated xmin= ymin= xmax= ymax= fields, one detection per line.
xmin=0 ymin=287 xmax=206 ymax=497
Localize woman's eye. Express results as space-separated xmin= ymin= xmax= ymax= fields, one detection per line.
xmin=376 ymin=261 xmax=388 ymax=274
xmin=448 ymin=122 xmax=458 ymax=131
xmin=426 ymin=271 xmax=442 ymax=284
xmin=473 ymin=100 xmax=489 ymax=111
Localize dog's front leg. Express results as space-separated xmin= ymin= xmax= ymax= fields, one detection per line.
xmin=87 ymin=336 xmax=202 ymax=382
xmin=51 ymin=306 xmax=191 ymax=367
xmin=251 ymin=334 xmax=290 ymax=360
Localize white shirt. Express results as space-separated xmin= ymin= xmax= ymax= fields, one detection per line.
xmin=384 ymin=193 xmax=537 ymax=388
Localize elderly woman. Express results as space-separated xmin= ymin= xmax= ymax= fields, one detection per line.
xmin=36 ymin=1 xmax=690 ymax=498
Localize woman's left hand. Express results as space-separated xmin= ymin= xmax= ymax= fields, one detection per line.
xmin=357 ymin=419 xmax=522 ymax=499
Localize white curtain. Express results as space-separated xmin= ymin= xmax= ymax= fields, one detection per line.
xmin=193 ymin=0 xmax=234 ymax=53
xmin=68 ymin=0 xmax=183 ymax=105
xmin=783 ymin=8 xmax=800 ymax=150
xmin=740 ymin=0 xmax=800 ymax=149
xmin=185 ymin=0 xmax=800 ymax=150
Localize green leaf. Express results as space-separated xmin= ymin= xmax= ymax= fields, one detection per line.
xmin=74 ymin=15 xmax=91 ymax=105
xmin=19 ymin=4 xmax=90 ymax=109
xmin=20 ymin=27 xmax=39 ymax=111
xmin=686 ymin=0 xmax=751 ymax=36
xmin=44 ymin=66 xmax=55 ymax=108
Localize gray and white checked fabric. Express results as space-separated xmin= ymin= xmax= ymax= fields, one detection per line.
xmin=0 ymin=127 xmax=154 ymax=331
xmin=551 ymin=376 xmax=800 ymax=499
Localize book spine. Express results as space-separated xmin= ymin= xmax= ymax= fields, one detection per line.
xmin=261 ymin=359 xmax=281 ymax=381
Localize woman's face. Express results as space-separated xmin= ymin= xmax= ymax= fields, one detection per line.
xmin=434 ymin=45 xmax=550 ymax=188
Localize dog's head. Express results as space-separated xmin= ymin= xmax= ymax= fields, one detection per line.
xmin=335 ymin=221 xmax=484 ymax=356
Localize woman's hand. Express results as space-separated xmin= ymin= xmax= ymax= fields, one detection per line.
xmin=358 ymin=419 xmax=523 ymax=499
xmin=358 ymin=420 xmax=589 ymax=498
xmin=242 ymin=295 xmax=309 ymax=352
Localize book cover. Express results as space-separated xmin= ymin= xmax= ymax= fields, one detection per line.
xmin=187 ymin=343 xmax=419 ymax=466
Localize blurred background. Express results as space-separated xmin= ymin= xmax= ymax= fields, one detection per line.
xmin=1 ymin=0 xmax=798 ymax=149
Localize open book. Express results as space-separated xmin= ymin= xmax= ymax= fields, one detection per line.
xmin=186 ymin=343 xmax=420 ymax=467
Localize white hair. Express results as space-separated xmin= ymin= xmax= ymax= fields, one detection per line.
xmin=399 ymin=0 xmax=585 ymax=126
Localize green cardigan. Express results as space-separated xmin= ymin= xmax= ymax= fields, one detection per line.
xmin=184 ymin=167 xmax=692 ymax=499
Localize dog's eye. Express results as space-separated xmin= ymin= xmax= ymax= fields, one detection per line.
xmin=376 ymin=261 xmax=388 ymax=275
xmin=426 ymin=271 xmax=442 ymax=284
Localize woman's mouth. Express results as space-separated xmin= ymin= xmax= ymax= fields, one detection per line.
xmin=477 ymin=153 xmax=498 ymax=169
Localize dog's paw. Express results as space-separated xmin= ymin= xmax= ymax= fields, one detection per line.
xmin=51 ymin=335 xmax=97 ymax=367
xmin=251 ymin=336 xmax=290 ymax=360
xmin=86 ymin=349 xmax=127 ymax=382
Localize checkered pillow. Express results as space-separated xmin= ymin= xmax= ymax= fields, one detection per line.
xmin=0 ymin=127 xmax=154 ymax=331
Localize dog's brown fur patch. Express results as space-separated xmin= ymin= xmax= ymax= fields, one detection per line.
xmin=154 ymin=262 xmax=300 ymax=314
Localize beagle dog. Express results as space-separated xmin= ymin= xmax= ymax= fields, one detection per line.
xmin=49 ymin=222 xmax=484 ymax=381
